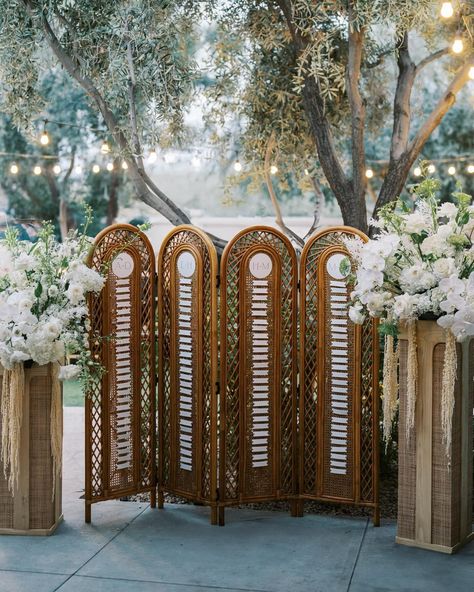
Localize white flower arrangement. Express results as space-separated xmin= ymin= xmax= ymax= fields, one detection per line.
xmin=0 ymin=209 xmax=105 ymax=385
xmin=345 ymin=179 xmax=474 ymax=342
xmin=344 ymin=179 xmax=473 ymax=448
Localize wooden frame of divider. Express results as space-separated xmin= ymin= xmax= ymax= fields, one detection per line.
xmin=298 ymin=226 xmax=380 ymax=525
xmin=219 ymin=226 xmax=298 ymax=526
xmin=85 ymin=224 xmax=156 ymax=523
xmin=157 ymin=225 xmax=219 ymax=524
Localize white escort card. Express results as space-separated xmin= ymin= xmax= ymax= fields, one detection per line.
xmin=177 ymin=251 xmax=196 ymax=472
xmin=326 ymin=254 xmax=350 ymax=476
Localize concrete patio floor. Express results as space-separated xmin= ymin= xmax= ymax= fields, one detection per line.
xmin=0 ymin=408 xmax=472 ymax=592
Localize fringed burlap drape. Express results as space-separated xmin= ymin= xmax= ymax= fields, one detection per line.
xmin=1 ymin=362 xmax=62 ymax=498
xmin=441 ymin=330 xmax=457 ymax=458
xmin=1 ymin=363 xmax=25 ymax=493
xmin=382 ymin=334 xmax=399 ymax=443
xmin=405 ymin=321 xmax=418 ymax=438
xmin=50 ymin=362 xmax=62 ymax=499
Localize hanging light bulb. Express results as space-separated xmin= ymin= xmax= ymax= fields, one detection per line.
xmin=270 ymin=164 xmax=278 ymax=175
xmin=469 ymin=66 xmax=474 ymax=80
xmin=304 ymin=168 xmax=309 ymax=176
xmin=33 ymin=165 xmax=42 ymax=175
xmin=440 ymin=2 xmax=454 ymax=18
xmin=467 ymin=164 xmax=474 ymax=174
xmin=448 ymin=165 xmax=456 ymax=175
xmin=452 ymin=37 xmax=464 ymax=54
xmin=106 ymin=162 xmax=114 ymax=171
xmin=75 ymin=165 xmax=83 ymax=175
xmin=40 ymin=130 xmax=50 ymax=146
xmin=53 ymin=164 xmax=61 ymax=175
xmin=148 ymin=150 xmax=158 ymax=163
xmin=427 ymin=163 xmax=436 ymax=174
xmin=10 ymin=163 xmax=18 ymax=175
xmin=365 ymin=168 xmax=374 ymax=179
xmin=413 ymin=166 xmax=422 ymax=177
xmin=234 ymin=160 xmax=242 ymax=172
xmin=92 ymin=164 xmax=100 ymax=173
xmin=121 ymin=160 xmax=128 ymax=170
xmin=101 ymin=141 xmax=110 ymax=154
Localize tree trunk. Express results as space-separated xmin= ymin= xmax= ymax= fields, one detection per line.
xmin=107 ymin=161 xmax=120 ymax=226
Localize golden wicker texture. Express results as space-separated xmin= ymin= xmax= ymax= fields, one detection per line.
xmin=85 ymin=224 xmax=156 ymax=523
xmin=299 ymin=227 xmax=379 ymax=523
xmin=0 ymin=364 xmax=62 ymax=535
xmin=157 ymin=226 xmax=218 ymax=523
xmin=219 ymin=226 xmax=298 ymax=525
xmin=397 ymin=321 xmax=473 ymax=554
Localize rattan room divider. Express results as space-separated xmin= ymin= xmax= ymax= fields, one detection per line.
xmin=157 ymin=226 xmax=219 ymax=524
xmin=299 ymin=227 xmax=379 ymax=525
xmin=218 ymin=226 xmax=298 ymax=525
xmin=85 ymin=223 xmax=378 ymax=526
xmin=85 ymin=224 xmax=156 ymax=523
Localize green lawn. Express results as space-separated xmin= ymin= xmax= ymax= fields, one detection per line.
xmin=63 ymin=379 xmax=85 ymax=407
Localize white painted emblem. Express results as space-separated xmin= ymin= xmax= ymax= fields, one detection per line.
xmin=249 ymin=253 xmax=272 ymax=279
xmin=326 ymin=253 xmax=350 ymax=280
xmin=177 ymin=251 xmax=196 ymax=278
xmin=112 ymin=252 xmax=134 ymax=278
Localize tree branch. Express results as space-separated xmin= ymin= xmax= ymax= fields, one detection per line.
xmin=61 ymin=147 xmax=76 ymax=190
xmin=21 ymin=0 xmax=192 ymax=229
xmin=125 ymin=20 xmax=144 ymax=170
xmin=276 ymin=0 xmax=358 ymax=228
xmin=408 ymin=60 xmax=474 ymax=158
xmin=346 ymin=4 xmax=367 ymax=209
xmin=303 ymin=176 xmax=323 ymax=240
xmin=415 ymin=48 xmax=449 ymax=74
xmin=390 ymin=32 xmax=416 ymax=160
xmin=264 ymin=133 xmax=304 ymax=248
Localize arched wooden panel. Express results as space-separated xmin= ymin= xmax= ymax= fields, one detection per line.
xmin=86 ymin=224 xmax=156 ymax=522
xmin=299 ymin=227 xmax=379 ymax=523
xmin=157 ymin=226 xmax=218 ymax=524
xmin=219 ymin=226 xmax=298 ymax=524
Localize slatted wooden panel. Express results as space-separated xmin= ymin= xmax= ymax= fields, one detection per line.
xmin=219 ymin=226 xmax=298 ymax=525
xmin=157 ymin=226 xmax=218 ymax=524
xmin=299 ymin=227 xmax=379 ymax=524
xmin=85 ymin=224 xmax=156 ymax=523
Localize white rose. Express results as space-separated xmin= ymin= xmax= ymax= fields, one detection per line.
xmin=15 ymin=252 xmax=36 ymax=271
xmin=48 ymin=285 xmax=59 ymax=298
xmin=403 ymin=211 xmax=428 ymax=234
xmin=432 ymin=258 xmax=457 ymax=279
xmin=349 ymin=306 xmax=365 ymax=324
xmin=58 ymin=364 xmax=81 ymax=381
xmin=66 ymin=283 xmax=85 ymax=305
xmin=438 ymin=202 xmax=457 ymax=219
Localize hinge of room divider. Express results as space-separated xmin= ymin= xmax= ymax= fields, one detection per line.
xmin=297 ymin=279 xmax=301 ymax=292
xmin=216 ymin=274 xmax=221 ymax=289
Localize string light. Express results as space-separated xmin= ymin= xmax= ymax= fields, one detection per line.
xmin=106 ymin=162 xmax=114 ymax=171
xmin=92 ymin=164 xmax=100 ymax=173
xmin=440 ymin=2 xmax=454 ymax=18
xmin=448 ymin=165 xmax=456 ymax=175
xmin=270 ymin=164 xmax=278 ymax=175
xmin=365 ymin=168 xmax=374 ymax=179
xmin=33 ymin=165 xmax=42 ymax=175
xmin=233 ymin=160 xmax=242 ymax=172
xmin=121 ymin=160 xmax=128 ymax=170
xmin=148 ymin=150 xmax=158 ymax=163
xmin=53 ymin=164 xmax=61 ymax=175
xmin=467 ymin=164 xmax=474 ymax=174
xmin=40 ymin=130 xmax=50 ymax=146
xmin=101 ymin=141 xmax=110 ymax=154
xmin=74 ymin=165 xmax=83 ymax=175
xmin=413 ymin=166 xmax=422 ymax=177
xmin=469 ymin=66 xmax=474 ymax=80
xmin=427 ymin=164 xmax=436 ymax=174
xmin=304 ymin=168 xmax=309 ymax=176
xmin=452 ymin=37 xmax=464 ymax=54
xmin=10 ymin=163 xmax=18 ymax=175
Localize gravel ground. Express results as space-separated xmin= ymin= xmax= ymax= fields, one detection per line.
xmin=126 ymin=473 xmax=398 ymax=520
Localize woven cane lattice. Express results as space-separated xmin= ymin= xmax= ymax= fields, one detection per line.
xmin=220 ymin=226 xmax=297 ymax=504
xmin=157 ymin=226 xmax=218 ymax=506
xmin=300 ymin=227 xmax=378 ymax=511
xmin=86 ymin=224 xmax=155 ymax=506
